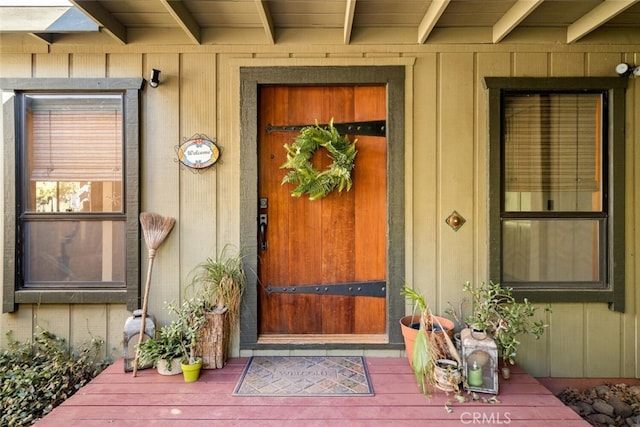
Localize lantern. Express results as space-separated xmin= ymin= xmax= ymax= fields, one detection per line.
xmin=123 ymin=309 xmax=156 ymax=372
xmin=461 ymin=328 xmax=499 ymax=394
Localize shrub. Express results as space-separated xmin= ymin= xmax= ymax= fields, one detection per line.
xmin=0 ymin=329 xmax=109 ymax=426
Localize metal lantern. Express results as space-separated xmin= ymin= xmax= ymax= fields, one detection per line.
xmin=123 ymin=309 xmax=156 ymax=372
xmin=461 ymin=327 xmax=499 ymax=394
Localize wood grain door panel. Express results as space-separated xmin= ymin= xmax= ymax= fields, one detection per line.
xmin=257 ymin=85 xmax=386 ymax=337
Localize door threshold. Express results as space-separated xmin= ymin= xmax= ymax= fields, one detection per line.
xmin=257 ymin=334 xmax=388 ymax=345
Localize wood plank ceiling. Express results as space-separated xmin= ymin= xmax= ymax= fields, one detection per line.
xmin=2 ymin=0 xmax=640 ymax=45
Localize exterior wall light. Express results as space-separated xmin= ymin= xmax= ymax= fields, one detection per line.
xmin=149 ymin=69 xmax=161 ymax=87
xmin=615 ymin=63 xmax=640 ymax=77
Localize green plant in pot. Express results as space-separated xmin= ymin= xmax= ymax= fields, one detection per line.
xmin=167 ymin=297 xmax=207 ymax=382
xmin=137 ymin=297 xmax=207 ymax=379
xmin=401 ymin=284 xmax=462 ymax=398
xmin=463 ymin=281 xmax=551 ymax=378
xmin=188 ymin=245 xmax=246 ymax=369
xmin=136 ymin=323 xmax=184 ymax=375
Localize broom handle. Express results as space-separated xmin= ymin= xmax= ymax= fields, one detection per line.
xmin=132 ymin=249 xmax=156 ymax=377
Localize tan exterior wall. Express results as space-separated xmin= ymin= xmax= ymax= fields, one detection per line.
xmin=0 ymin=34 xmax=638 ymax=378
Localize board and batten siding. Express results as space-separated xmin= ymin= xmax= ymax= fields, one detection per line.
xmin=0 ymin=40 xmax=638 ymax=379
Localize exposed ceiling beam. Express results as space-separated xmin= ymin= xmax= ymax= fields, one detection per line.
xmin=567 ymin=0 xmax=640 ymax=43
xmin=160 ymin=0 xmax=200 ymax=44
xmin=344 ymin=0 xmax=356 ymax=44
xmin=69 ymin=0 xmax=126 ymax=44
xmin=28 ymin=33 xmax=53 ymax=44
xmin=417 ymin=0 xmax=450 ymax=44
xmin=493 ymin=0 xmax=544 ymax=43
xmin=255 ymin=0 xmax=275 ymax=44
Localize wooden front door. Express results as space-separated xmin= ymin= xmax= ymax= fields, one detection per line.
xmin=257 ymin=85 xmax=387 ymax=341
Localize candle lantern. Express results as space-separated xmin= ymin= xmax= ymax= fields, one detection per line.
xmin=461 ymin=327 xmax=499 ymax=394
xmin=123 ymin=309 xmax=156 ymax=372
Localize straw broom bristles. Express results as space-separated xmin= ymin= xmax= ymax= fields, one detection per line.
xmin=141 ymin=212 xmax=176 ymax=256
xmin=132 ymin=212 xmax=176 ymax=377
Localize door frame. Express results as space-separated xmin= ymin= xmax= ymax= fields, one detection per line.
xmin=239 ymin=66 xmax=405 ymax=350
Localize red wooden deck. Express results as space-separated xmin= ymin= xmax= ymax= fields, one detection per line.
xmin=35 ymin=357 xmax=587 ymax=426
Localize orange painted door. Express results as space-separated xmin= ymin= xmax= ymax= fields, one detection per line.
xmin=257 ymin=85 xmax=387 ymax=337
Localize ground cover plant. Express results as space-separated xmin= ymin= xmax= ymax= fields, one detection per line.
xmin=0 ymin=329 xmax=109 ymax=426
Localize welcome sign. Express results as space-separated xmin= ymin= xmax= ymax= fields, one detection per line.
xmin=177 ymin=136 xmax=220 ymax=169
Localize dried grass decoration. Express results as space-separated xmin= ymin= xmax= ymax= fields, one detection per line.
xmin=281 ymin=118 xmax=357 ymax=200
xmin=188 ymin=246 xmax=246 ymax=369
xmin=401 ymin=285 xmax=461 ymax=397
xmin=132 ymin=212 xmax=176 ymax=377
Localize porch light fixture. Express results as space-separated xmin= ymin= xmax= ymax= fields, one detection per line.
xmin=615 ymin=63 xmax=640 ymax=77
xmin=149 ymin=68 xmax=161 ymax=87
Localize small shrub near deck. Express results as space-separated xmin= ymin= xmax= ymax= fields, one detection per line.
xmin=0 ymin=329 xmax=110 ymax=426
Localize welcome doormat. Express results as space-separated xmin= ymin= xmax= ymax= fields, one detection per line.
xmin=232 ymin=356 xmax=374 ymax=396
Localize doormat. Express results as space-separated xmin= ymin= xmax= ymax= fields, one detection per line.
xmin=232 ymin=356 xmax=374 ymax=396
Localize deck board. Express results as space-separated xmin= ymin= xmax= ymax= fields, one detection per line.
xmin=34 ymin=357 xmax=588 ymax=426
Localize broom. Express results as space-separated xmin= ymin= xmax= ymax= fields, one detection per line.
xmin=132 ymin=212 xmax=176 ymax=377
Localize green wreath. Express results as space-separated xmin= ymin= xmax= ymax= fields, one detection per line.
xmin=281 ymin=119 xmax=357 ymax=200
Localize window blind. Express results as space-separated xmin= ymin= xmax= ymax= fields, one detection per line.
xmin=27 ymin=95 xmax=123 ymax=182
xmin=504 ymin=93 xmax=601 ymax=192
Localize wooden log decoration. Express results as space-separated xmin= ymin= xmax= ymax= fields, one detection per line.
xmin=197 ymin=305 xmax=229 ymax=369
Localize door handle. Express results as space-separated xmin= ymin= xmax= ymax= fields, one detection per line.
xmin=259 ymin=214 xmax=268 ymax=251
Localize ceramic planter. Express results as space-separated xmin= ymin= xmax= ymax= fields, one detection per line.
xmin=502 ymin=366 xmax=511 ymax=380
xmin=433 ymin=359 xmax=461 ymax=392
xmin=156 ymin=358 xmax=182 ymax=376
xmin=181 ymin=358 xmax=203 ymax=383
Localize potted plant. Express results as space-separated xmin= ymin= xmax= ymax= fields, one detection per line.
xmin=188 ymin=245 xmax=246 ymax=369
xmin=136 ymin=323 xmax=184 ymax=375
xmin=400 ymin=284 xmax=462 ymax=397
xmin=166 ymin=298 xmax=207 ymax=382
xmin=462 ymin=281 xmax=551 ymax=378
xmin=400 ymin=284 xmax=455 ymax=368
xmin=136 ymin=297 xmax=207 ymax=380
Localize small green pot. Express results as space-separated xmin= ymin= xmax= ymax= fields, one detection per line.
xmin=181 ymin=358 xmax=203 ymax=383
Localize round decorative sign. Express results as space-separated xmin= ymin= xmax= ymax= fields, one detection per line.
xmin=177 ymin=137 xmax=220 ymax=169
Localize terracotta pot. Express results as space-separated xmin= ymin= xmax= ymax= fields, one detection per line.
xmin=399 ymin=314 xmax=455 ymax=367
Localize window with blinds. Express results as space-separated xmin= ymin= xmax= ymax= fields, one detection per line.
xmin=1 ymin=77 xmax=142 ymax=312
xmin=20 ymin=93 xmax=126 ymax=287
xmin=503 ymin=92 xmax=602 ymax=196
xmin=25 ymin=94 xmax=123 ymax=213
xmin=484 ymin=77 xmax=626 ymax=312
xmin=500 ymin=91 xmax=605 ymax=285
